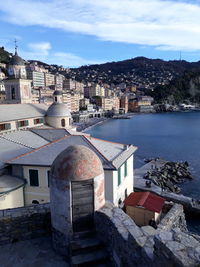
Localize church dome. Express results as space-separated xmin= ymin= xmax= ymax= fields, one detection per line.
xmin=51 ymin=145 xmax=104 ymax=181
xmin=46 ymin=103 xmax=71 ymax=117
xmin=9 ymin=53 xmax=25 ymax=66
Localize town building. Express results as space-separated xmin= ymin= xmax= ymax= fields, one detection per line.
xmin=120 ymin=95 xmax=129 ymax=113
xmin=44 ymin=73 xmax=55 ymax=88
xmin=63 ymin=79 xmax=84 ymax=93
xmin=129 ymin=96 xmax=154 ymax=112
xmin=27 ymin=71 xmax=45 ymax=89
xmin=6 ymin=133 xmax=136 ymax=207
xmin=55 ymin=74 xmax=64 ymax=90
xmin=96 ymin=96 xmax=120 ymax=112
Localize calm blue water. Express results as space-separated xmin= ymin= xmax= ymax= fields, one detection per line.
xmin=86 ymin=112 xmax=200 ymax=234
xmin=86 ymin=112 xmax=200 ymax=199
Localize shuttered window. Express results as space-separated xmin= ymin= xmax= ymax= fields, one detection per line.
xmin=124 ymin=161 xmax=128 ymax=177
xmin=118 ymin=167 xmax=121 ymax=186
xmin=29 ymin=169 xmax=39 ymax=187
xmin=0 ymin=123 xmax=11 ymax=131
xmin=47 ymin=170 xmax=50 ymax=187
xmin=17 ymin=120 xmax=29 ymax=127
xmin=34 ymin=118 xmax=44 ymax=125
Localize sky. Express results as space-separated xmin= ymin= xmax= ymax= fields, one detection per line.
xmin=1 ymin=0 xmax=200 ymax=67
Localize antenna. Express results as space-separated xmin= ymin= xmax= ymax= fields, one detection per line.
xmin=14 ymin=39 xmax=18 ymax=55
xmin=179 ymin=51 xmax=182 ymax=61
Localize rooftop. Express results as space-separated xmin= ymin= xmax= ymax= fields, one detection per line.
xmin=0 ymin=104 xmax=48 ymax=123
xmin=0 ymin=175 xmax=25 ymax=194
xmin=124 ymin=192 xmax=165 ymax=213
xmin=7 ymin=135 xmax=137 ymax=170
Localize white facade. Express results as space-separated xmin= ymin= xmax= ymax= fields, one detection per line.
xmin=105 ymin=155 xmax=134 ymax=206
xmin=21 ymin=155 xmax=134 ymax=206
xmin=0 ymin=116 xmax=44 ymax=133
xmin=23 ymin=166 xmax=50 ymax=205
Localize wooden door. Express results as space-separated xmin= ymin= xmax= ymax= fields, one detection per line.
xmin=71 ymin=179 xmax=94 ymax=232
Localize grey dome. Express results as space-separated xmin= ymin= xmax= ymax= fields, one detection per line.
xmin=53 ymin=90 xmax=63 ymax=96
xmin=9 ymin=53 xmax=25 ymax=66
xmin=46 ymin=103 xmax=71 ymax=117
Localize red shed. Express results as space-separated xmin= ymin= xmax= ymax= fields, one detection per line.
xmin=124 ymin=192 xmax=165 ymax=226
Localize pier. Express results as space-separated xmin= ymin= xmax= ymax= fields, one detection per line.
xmin=134 ymin=159 xmax=200 ymax=214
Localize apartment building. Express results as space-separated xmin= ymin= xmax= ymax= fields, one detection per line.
xmin=44 ymin=73 xmax=55 ymax=87
xmin=27 ymin=71 xmax=45 ymax=88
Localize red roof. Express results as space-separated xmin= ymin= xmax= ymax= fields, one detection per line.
xmin=124 ymin=192 xmax=165 ymax=213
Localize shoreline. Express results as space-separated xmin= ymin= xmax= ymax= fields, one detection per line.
xmin=75 ymin=117 xmax=110 ymax=132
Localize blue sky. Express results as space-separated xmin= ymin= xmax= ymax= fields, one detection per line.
xmin=0 ymin=0 xmax=200 ymax=67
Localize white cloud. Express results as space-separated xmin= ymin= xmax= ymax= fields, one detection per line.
xmin=28 ymin=42 xmax=51 ymax=56
xmin=50 ymin=52 xmax=103 ymax=67
xmin=1 ymin=0 xmax=200 ymax=51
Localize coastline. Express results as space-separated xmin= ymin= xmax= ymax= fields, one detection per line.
xmin=75 ymin=117 xmax=110 ymax=132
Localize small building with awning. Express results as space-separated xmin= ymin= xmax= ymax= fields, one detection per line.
xmin=0 ymin=175 xmax=25 ymax=209
xmin=124 ymin=191 xmax=165 ymax=226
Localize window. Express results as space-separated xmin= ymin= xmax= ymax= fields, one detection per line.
xmin=34 ymin=118 xmax=44 ymax=125
xmin=29 ymin=169 xmax=39 ymax=186
xmin=125 ymin=189 xmax=128 ymax=198
xmin=124 ymin=161 xmax=128 ymax=177
xmin=118 ymin=167 xmax=121 ymax=186
xmin=32 ymin=200 xmax=39 ymax=204
xmin=0 ymin=123 xmax=11 ymax=131
xmin=17 ymin=120 xmax=29 ymax=128
xmin=47 ymin=170 xmax=50 ymax=187
xmin=11 ymin=88 xmax=16 ymax=99
xmin=61 ymin=119 xmax=65 ymax=127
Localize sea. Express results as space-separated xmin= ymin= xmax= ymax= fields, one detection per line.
xmin=85 ymin=111 xmax=200 ymax=234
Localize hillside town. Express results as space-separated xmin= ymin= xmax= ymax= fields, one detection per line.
xmin=0 ymin=46 xmax=155 ymax=124
xmin=0 ymin=46 xmax=200 ymax=266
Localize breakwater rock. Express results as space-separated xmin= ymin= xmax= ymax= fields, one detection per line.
xmin=144 ymin=161 xmax=192 ymax=193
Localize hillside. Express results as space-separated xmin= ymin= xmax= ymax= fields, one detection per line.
xmin=0 ymin=47 xmax=11 ymax=64
xmin=152 ymin=71 xmax=200 ymax=104
xmin=68 ymin=57 xmax=200 ymax=89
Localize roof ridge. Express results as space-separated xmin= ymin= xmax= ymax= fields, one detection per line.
xmin=138 ymin=192 xmax=150 ymax=206
xmin=6 ymin=135 xmax=70 ymax=163
xmin=0 ymin=135 xmax=35 ymax=149
xmin=83 ymin=135 xmax=116 ymax=169
xmin=29 ymin=128 xmax=52 ymax=142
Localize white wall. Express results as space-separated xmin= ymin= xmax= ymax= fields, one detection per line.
xmin=22 ymin=154 xmax=134 ymax=207
xmin=0 ymin=187 xmax=24 ymax=210
xmin=0 ymin=117 xmax=44 ymax=133
xmin=23 ymin=166 xmax=50 ymax=205
xmin=113 ymin=155 xmax=134 ymax=206
xmin=46 ymin=116 xmax=71 ymax=128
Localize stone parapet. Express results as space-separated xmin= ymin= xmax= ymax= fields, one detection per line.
xmin=95 ymin=201 xmax=200 ymax=267
xmin=0 ymin=203 xmax=51 ymax=245
xmin=154 ymin=228 xmax=200 ymax=266
xmin=158 ymin=203 xmax=187 ymax=232
xmin=94 ymin=202 xmax=152 ymax=266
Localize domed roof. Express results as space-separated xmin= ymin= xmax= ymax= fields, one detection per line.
xmin=53 ymin=90 xmax=63 ymax=96
xmin=9 ymin=52 xmax=25 ymax=66
xmin=46 ymin=103 xmax=71 ymax=117
xmin=51 ymin=145 xmax=104 ymax=181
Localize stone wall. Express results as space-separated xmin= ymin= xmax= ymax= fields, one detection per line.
xmin=154 ymin=228 xmax=200 ymax=266
xmin=0 ymin=203 xmax=51 ymax=245
xmin=95 ymin=201 xmax=200 ymax=267
xmin=94 ymin=202 xmax=152 ymax=266
xmin=158 ymin=203 xmax=187 ymax=232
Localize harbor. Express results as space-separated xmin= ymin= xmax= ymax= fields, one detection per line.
xmin=134 ymin=159 xmax=200 ymax=214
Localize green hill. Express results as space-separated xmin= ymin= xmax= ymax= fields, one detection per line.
xmin=0 ymin=47 xmax=11 ymax=64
